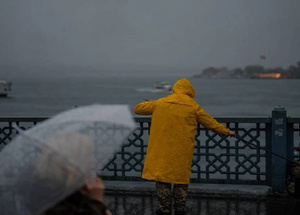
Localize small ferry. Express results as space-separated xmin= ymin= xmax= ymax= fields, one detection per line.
xmin=154 ymin=81 xmax=172 ymax=92
xmin=0 ymin=80 xmax=12 ymax=97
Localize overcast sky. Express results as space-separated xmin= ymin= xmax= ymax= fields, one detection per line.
xmin=1 ymin=0 xmax=300 ymax=75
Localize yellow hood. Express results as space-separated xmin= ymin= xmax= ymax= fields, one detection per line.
xmin=172 ymin=78 xmax=195 ymax=98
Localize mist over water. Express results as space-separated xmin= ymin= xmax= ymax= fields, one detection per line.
xmin=1 ymin=73 xmax=299 ymax=117
xmin=1 ymin=1 xmax=299 ymax=118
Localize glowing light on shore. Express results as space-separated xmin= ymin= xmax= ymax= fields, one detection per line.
xmin=259 ymin=73 xmax=281 ymax=79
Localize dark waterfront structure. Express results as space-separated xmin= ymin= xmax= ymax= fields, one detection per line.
xmin=1 ymin=106 xmax=300 ymax=214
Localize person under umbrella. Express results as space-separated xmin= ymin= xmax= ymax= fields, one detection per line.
xmin=0 ymin=104 xmax=136 ymax=215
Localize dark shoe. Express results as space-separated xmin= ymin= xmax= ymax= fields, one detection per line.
xmin=156 ymin=209 xmax=171 ymax=215
xmin=175 ymin=210 xmax=186 ymax=215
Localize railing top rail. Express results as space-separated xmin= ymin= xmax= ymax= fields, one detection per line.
xmin=0 ymin=116 xmax=49 ymax=122
xmin=0 ymin=116 xmax=274 ymax=123
xmin=287 ymin=117 xmax=300 ymax=123
xmin=3 ymin=116 xmax=300 ymax=124
xmin=214 ymin=117 xmax=271 ymax=123
xmin=135 ymin=116 xmax=272 ymax=123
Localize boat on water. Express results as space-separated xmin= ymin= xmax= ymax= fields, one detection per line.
xmin=0 ymin=80 xmax=12 ymax=97
xmin=154 ymin=81 xmax=172 ymax=92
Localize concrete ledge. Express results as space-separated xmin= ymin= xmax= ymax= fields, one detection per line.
xmin=105 ymin=180 xmax=156 ymax=196
xmin=187 ymin=183 xmax=270 ymax=199
xmin=104 ymin=180 xmax=272 ymax=199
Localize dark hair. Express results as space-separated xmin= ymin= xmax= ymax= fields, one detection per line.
xmin=41 ymin=190 xmax=107 ymax=215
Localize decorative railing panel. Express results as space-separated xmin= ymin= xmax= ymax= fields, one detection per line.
xmin=1 ymin=113 xmax=300 ymax=189
xmin=192 ymin=118 xmax=271 ymax=184
xmin=287 ymin=118 xmax=300 ymax=161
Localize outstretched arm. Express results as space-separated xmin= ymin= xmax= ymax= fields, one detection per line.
xmin=197 ymin=106 xmax=236 ymax=137
xmin=134 ymin=100 xmax=156 ymax=115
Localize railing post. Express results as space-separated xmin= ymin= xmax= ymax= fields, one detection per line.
xmin=271 ymin=105 xmax=287 ymax=192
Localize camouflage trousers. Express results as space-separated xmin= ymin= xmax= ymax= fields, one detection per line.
xmin=156 ymin=181 xmax=188 ymax=215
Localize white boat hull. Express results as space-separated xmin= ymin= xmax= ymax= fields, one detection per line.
xmin=0 ymin=81 xmax=12 ymax=97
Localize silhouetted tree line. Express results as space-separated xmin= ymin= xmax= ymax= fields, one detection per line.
xmin=193 ymin=61 xmax=300 ymax=79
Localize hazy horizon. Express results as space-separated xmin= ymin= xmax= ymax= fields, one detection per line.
xmin=1 ymin=0 xmax=300 ymax=78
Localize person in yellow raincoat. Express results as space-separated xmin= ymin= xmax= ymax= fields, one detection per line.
xmin=134 ymin=78 xmax=236 ymax=215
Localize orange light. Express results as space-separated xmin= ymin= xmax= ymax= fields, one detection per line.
xmin=259 ymin=73 xmax=281 ymax=79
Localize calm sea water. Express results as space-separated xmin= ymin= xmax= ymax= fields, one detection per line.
xmin=1 ymin=73 xmax=300 ymax=117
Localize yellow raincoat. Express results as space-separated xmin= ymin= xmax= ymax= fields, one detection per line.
xmin=134 ymin=79 xmax=230 ymax=184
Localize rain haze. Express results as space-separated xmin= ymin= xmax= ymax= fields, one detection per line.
xmin=1 ymin=0 xmax=300 ymax=77
xmin=0 ymin=0 xmax=300 ymax=117
xmin=2 ymin=3 xmax=300 ymax=215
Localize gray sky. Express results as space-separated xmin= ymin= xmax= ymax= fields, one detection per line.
xmin=1 ymin=0 xmax=300 ymax=75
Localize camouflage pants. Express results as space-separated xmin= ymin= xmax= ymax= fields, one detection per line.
xmin=156 ymin=181 xmax=188 ymax=215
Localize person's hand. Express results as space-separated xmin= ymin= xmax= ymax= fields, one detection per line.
xmin=80 ymin=176 xmax=105 ymax=202
xmin=228 ymin=131 xmax=236 ymax=137
xmin=80 ymin=176 xmax=112 ymax=215
xmin=106 ymin=209 xmax=113 ymax=215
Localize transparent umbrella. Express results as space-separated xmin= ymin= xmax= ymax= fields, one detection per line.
xmin=0 ymin=104 xmax=136 ymax=215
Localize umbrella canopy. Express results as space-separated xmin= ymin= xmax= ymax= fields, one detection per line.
xmin=0 ymin=104 xmax=136 ymax=215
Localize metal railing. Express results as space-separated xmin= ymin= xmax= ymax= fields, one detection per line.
xmin=1 ymin=107 xmax=299 ymax=192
